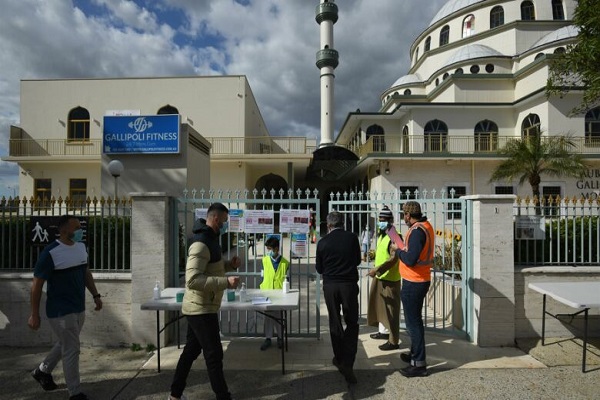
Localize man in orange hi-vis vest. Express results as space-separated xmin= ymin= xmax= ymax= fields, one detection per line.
xmin=390 ymin=201 xmax=434 ymax=378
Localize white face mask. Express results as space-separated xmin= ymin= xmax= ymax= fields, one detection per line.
xmin=377 ymin=221 xmax=389 ymax=231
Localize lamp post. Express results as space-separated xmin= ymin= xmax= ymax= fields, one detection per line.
xmin=108 ymin=160 xmax=124 ymax=202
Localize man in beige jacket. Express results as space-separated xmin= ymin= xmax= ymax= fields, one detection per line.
xmin=168 ymin=202 xmax=240 ymax=400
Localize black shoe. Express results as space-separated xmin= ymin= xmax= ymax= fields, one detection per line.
xmin=400 ymin=352 xmax=411 ymax=363
xmin=31 ymin=367 xmax=58 ymax=391
xmin=378 ymin=342 xmax=400 ymax=351
xmin=277 ymin=337 xmax=283 ymax=349
xmin=260 ymin=338 xmax=272 ymax=351
xmin=69 ymin=393 xmax=89 ymax=400
xmin=369 ymin=332 xmax=389 ymax=340
xmin=399 ymin=365 xmax=428 ymax=378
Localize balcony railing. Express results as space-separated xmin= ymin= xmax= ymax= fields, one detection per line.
xmin=9 ymin=139 xmax=102 ymax=157
xmin=356 ymin=135 xmax=600 ymax=158
xmin=206 ymin=136 xmax=316 ymax=155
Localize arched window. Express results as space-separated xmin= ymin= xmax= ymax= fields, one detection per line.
xmin=366 ymin=124 xmax=385 ymax=151
xmin=462 ymin=15 xmax=475 ymax=37
xmin=521 ymin=1 xmax=535 ymax=20
xmin=521 ymin=113 xmax=541 ymax=140
xmin=554 ymin=47 xmax=565 ymax=54
xmin=415 ymin=47 xmax=419 ymax=61
xmin=474 ymin=119 xmax=498 ymax=152
xmin=535 ymin=52 xmax=545 ymax=60
xmin=584 ymin=107 xmax=600 ymax=146
xmin=67 ymin=106 xmax=90 ymax=142
xmin=439 ymin=25 xmax=450 ymax=46
xmin=424 ymin=119 xmax=448 ymax=152
xmin=455 ymin=67 xmax=464 ymax=75
xmin=402 ymin=125 xmax=409 ymax=154
xmin=424 ymin=36 xmax=431 ymax=52
xmin=403 ymin=89 xmax=412 ymax=96
xmin=552 ymin=0 xmax=564 ymax=20
xmin=157 ymin=104 xmax=179 ymax=114
xmin=490 ymin=6 xmax=504 ymax=28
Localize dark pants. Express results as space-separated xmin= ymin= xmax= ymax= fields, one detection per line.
xmin=323 ymin=281 xmax=359 ymax=369
xmin=401 ymin=279 xmax=431 ymax=367
xmin=170 ymin=313 xmax=231 ymax=400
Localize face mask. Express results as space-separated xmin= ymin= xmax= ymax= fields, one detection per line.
xmin=219 ymin=221 xmax=229 ymax=235
xmin=71 ymin=229 xmax=84 ymax=242
xmin=377 ymin=221 xmax=389 ymax=231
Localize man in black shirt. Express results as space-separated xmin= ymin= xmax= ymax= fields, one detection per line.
xmin=315 ymin=211 xmax=361 ymax=385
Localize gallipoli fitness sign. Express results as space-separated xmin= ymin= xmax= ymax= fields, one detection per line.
xmin=576 ymin=169 xmax=600 ymax=199
xmin=103 ymin=114 xmax=180 ymax=154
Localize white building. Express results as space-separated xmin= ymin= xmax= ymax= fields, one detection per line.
xmin=335 ymin=0 xmax=600 ymax=201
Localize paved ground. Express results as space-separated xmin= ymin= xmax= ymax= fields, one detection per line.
xmin=2 ymin=328 xmax=599 ymax=400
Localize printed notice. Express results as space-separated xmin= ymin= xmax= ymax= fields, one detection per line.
xmin=279 ymin=209 xmax=310 ymax=233
xmin=244 ymin=210 xmax=275 ymax=233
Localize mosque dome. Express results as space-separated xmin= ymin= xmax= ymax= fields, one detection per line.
xmin=530 ymin=25 xmax=579 ymax=50
xmin=429 ymin=0 xmax=486 ymax=27
xmin=443 ymin=44 xmax=504 ymax=68
xmin=390 ymin=74 xmax=422 ymax=88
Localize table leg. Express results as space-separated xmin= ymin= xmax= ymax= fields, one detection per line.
xmin=156 ymin=310 xmax=161 ymax=373
xmin=280 ymin=310 xmax=285 ymax=375
xmin=541 ymin=294 xmax=546 ymax=346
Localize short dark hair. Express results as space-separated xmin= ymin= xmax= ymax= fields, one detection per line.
xmin=265 ymin=236 xmax=280 ymax=249
xmin=207 ymin=202 xmax=229 ymax=216
xmin=326 ymin=211 xmax=344 ymax=228
xmin=57 ymin=215 xmax=77 ymax=230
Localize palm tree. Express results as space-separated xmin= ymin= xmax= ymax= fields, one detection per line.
xmin=490 ymin=134 xmax=589 ymax=199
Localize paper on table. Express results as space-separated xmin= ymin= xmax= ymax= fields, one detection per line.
xmin=251 ymin=296 xmax=271 ymax=305
xmin=387 ymin=225 xmax=405 ymax=249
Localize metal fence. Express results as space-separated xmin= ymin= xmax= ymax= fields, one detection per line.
xmin=328 ymin=189 xmax=470 ymax=339
xmin=0 ymin=196 xmax=132 ymax=271
xmin=514 ymin=195 xmax=600 ymax=266
xmin=176 ymin=188 xmax=321 ymax=338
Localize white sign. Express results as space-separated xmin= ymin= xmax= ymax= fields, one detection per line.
xmin=291 ymin=233 xmax=307 ymax=258
xmin=515 ymin=215 xmax=545 ymax=240
xmin=105 ymin=109 xmax=141 ymax=116
xmin=244 ymin=210 xmax=275 ymax=233
xmin=279 ymin=209 xmax=310 ymax=233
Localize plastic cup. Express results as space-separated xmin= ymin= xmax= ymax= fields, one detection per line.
xmin=176 ymin=291 xmax=185 ymax=303
xmin=227 ymin=290 xmax=235 ymax=302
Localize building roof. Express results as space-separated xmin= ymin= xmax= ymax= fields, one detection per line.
xmin=530 ymin=25 xmax=579 ymax=50
xmin=429 ymin=0 xmax=486 ymax=27
xmin=443 ymin=43 xmax=504 ymax=68
xmin=390 ymin=73 xmax=422 ymax=88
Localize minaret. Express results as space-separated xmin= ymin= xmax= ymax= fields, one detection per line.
xmin=315 ymin=1 xmax=339 ymax=148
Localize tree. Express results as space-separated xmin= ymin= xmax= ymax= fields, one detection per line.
xmin=489 ymin=135 xmax=588 ymax=199
xmin=547 ymin=0 xmax=600 ymax=114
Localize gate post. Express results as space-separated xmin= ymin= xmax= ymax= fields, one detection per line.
xmin=130 ymin=192 xmax=175 ymax=346
xmin=464 ymin=195 xmax=516 ymax=346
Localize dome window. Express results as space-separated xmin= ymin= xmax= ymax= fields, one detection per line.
xmin=521 ymin=1 xmax=535 ymax=21
xmin=485 ymin=64 xmax=494 ymax=73
xmin=455 ymin=68 xmax=464 ymax=75
xmin=554 ymin=47 xmax=566 ymax=54
xmin=404 ymin=89 xmax=412 ymax=96
xmin=443 ymin=72 xmax=449 ymax=80
xmin=439 ymin=25 xmax=450 ymax=46
xmin=490 ymin=6 xmax=504 ymax=28
xmin=462 ymin=15 xmax=475 ymax=38
xmin=435 ymin=78 xmax=440 ymax=86
xmin=535 ymin=52 xmax=545 ymax=60
xmin=470 ymin=65 xmax=480 ymax=74
xmin=424 ymin=36 xmax=431 ymax=52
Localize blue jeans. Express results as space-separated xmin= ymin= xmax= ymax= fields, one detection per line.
xmin=401 ymin=279 xmax=430 ymax=367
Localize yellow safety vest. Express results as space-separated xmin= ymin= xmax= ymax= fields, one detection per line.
xmin=260 ymin=256 xmax=290 ymax=289
xmin=375 ymin=234 xmax=401 ymax=282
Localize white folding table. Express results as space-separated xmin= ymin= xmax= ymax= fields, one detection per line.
xmin=528 ymin=281 xmax=600 ymax=372
xmin=141 ymin=287 xmax=300 ymax=374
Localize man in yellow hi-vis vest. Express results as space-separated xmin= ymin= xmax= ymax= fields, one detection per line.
xmin=366 ymin=206 xmax=402 ymax=351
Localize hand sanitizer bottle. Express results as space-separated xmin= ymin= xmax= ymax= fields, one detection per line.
xmin=239 ymin=282 xmax=247 ymax=302
xmin=153 ymin=280 xmax=161 ymax=300
xmin=282 ymin=277 xmax=290 ymax=294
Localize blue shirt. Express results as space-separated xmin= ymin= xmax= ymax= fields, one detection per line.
xmin=34 ymin=240 xmax=88 ymax=318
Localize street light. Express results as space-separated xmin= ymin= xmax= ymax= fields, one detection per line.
xmin=108 ymin=160 xmax=124 ymax=201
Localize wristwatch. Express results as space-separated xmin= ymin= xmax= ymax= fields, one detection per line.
xmin=93 ymin=294 xmax=102 ymax=299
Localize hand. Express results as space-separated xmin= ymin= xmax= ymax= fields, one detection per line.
xmin=367 ymin=268 xmax=377 ymax=278
xmin=390 ymin=241 xmax=399 ymax=252
xmin=230 ymin=256 xmax=241 ymax=269
xmin=94 ymin=297 xmax=103 ymax=311
xmin=227 ymin=276 xmax=240 ymax=289
xmin=28 ymin=314 xmax=40 ymax=330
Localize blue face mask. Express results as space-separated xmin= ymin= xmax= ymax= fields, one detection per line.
xmin=377 ymin=221 xmax=389 ymax=231
xmin=72 ymin=229 xmax=84 ymax=242
xmin=219 ymin=221 xmax=229 ymax=235
xmin=267 ymin=250 xmax=278 ymax=258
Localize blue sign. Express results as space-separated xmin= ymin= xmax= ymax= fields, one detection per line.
xmin=103 ymin=115 xmax=180 ymax=154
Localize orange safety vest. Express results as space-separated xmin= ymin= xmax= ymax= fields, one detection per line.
xmin=399 ymin=220 xmax=434 ymax=282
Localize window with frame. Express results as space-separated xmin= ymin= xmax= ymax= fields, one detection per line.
xmin=67 ymin=107 xmax=90 ymax=142
xmin=34 ymin=179 xmax=52 ymax=208
xmin=584 ymin=107 xmax=600 ymax=146
xmin=447 ymin=186 xmax=466 ymax=220
xmin=157 ymin=104 xmax=179 ymax=114
xmin=399 ymin=186 xmax=419 ymax=199
xmin=552 ymin=0 xmax=564 ymax=20
xmin=424 ymin=119 xmax=448 ymax=152
xmin=424 ymin=36 xmax=431 ymax=52
xmin=521 ymin=1 xmax=535 ymax=20
xmin=439 ymin=25 xmax=450 ymax=46
xmin=69 ymin=179 xmax=87 ymax=205
xmin=495 ymin=186 xmax=514 ymax=194
xmin=462 ymin=15 xmax=475 ymax=37
xmin=542 ymin=185 xmax=562 ymax=216
xmin=474 ymin=119 xmax=498 ymax=152
xmin=402 ymin=125 xmax=410 ymax=154
xmin=490 ymin=5 xmax=504 ymax=28
xmin=366 ymin=124 xmax=385 ymax=152
xmin=521 ymin=114 xmax=541 ymax=140
xmin=415 ymin=47 xmax=419 ymax=61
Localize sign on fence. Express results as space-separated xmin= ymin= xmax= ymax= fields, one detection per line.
xmin=515 ymin=215 xmax=545 ymax=240
xmin=30 ymin=216 xmax=88 ymax=247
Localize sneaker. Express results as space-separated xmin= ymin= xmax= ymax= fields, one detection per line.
xmin=399 ymin=365 xmax=428 ymax=378
xmin=277 ymin=337 xmax=283 ymax=349
xmin=69 ymin=393 xmax=89 ymax=400
xmin=400 ymin=352 xmax=411 ymax=364
xmin=378 ymin=342 xmax=400 ymax=351
xmin=31 ymin=367 xmax=58 ymax=391
xmin=369 ymin=332 xmax=389 ymax=340
xmin=260 ymin=338 xmax=272 ymax=351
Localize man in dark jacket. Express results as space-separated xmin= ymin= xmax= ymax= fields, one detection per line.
xmin=315 ymin=211 xmax=361 ymax=385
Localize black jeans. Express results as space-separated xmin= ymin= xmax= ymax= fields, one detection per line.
xmin=323 ymin=281 xmax=359 ymax=369
xmin=170 ymin=313 xmax=231 ymax=400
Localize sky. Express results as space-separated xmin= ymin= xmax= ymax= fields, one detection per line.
xmin=0 ymin=0 xmax=448 ymax=198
